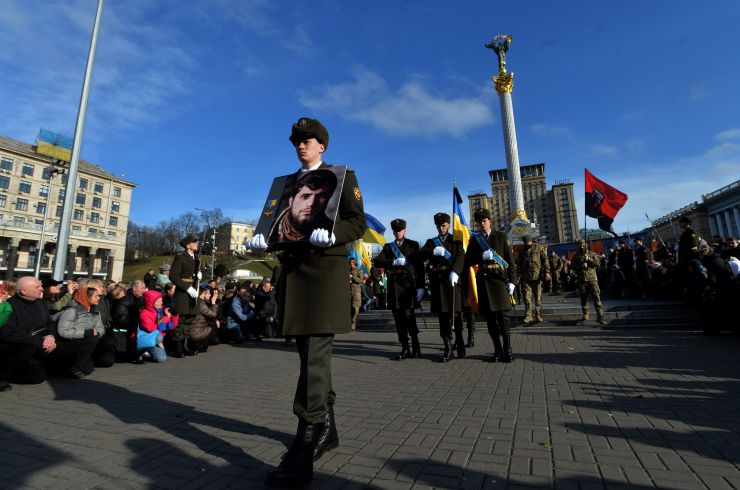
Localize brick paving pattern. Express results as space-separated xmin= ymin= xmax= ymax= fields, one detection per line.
xmin=1 ymin=298 xmax=739 ymax=489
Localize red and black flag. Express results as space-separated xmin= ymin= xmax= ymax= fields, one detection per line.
xmin=585 ymin=168 xmax=628 ymax=236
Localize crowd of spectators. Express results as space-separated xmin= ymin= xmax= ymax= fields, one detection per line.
xmin=0 ymin=263 xmax=280 ymax=393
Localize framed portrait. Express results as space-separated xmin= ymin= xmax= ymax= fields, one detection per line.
xmin=255 ymin=166 xmax=348 ymax=247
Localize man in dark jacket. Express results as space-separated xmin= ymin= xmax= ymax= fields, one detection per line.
xmin=248 ymin=117 xmax=365 ymax=487
xmin=417 ymin=212 xmax=466 ymax=362
xmin=465 ymin=209 xmax=518 ymax=363
xmin=170 ymin=234 xmax=202 ymax=356
xmin=0 ymin=276 xmax=55 ymax=391
xmin=111 ymin=280 xmax=146 ymax=360
xmin=374 ymin=218 xmax=425 ymax=360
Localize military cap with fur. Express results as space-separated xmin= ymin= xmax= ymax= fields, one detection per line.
xmin=289 ymin=117 xmax=329 ymax=148
xmin=179 ymin=234 xmax=199 ymax=247
xmin=473 ymin=208 xmax=492 ymax=221
xmin=678 ymin=215 xmax=692 ymax=225
xmin=390 ymin=219 xmax=407 ymax=232
xmin=434 ymin=212 xmax=451 ymax=225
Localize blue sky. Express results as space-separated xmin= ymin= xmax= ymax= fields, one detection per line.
xmin=1 ymin=0 xmax=739 ymax=241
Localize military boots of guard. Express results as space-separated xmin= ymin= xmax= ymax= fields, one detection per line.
xmin=439 ymin=338 xmax=455 ymax=363
xmin=596 ymin=309 xmax=607 ymax=325
xmin=455 ymin=332 xmax=466 ymax=359
xmin=266 ymin=420 xmax=321 ymax=487
xmin=313 ymin=406 xmax=339 ymax=461
xmin=466 ymin=327 xmax=475 ymax=348
xmin=410 ymin=334 xmax=421 ymax=358
xmin=581 ymin=308 xmax=590 ymax=321
xmin=535 ymin=310 xmax=545 ymax=324
xmin=522 ymin=314 xmax=533 ymax=324
xmin=397 ymin=343 xmax=411 ymax=361
xmin=501 ymin=333 xmax=514 ymax=363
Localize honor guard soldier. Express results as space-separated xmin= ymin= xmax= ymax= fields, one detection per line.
xmin=571 ymin=239 xmax=607 ymax=325
xmin=516 ymin=235 xmax=550 ymax=324
xmin=418 ymin=212 xmax=466 ymax=362
xmin=678 ymin=216 xmax=700 ymax=265
xmin=634 ymin=237 xmax=653 ymax=298
xmin=248 ymin=117 xmax=365 ymax=487
xmin=373 ymin=219 xmax=424 ymax=360
xmin=169 ymin=234 xmax=202 ymax=357
xmin=465 ymin=209 xmax=517 ymax=363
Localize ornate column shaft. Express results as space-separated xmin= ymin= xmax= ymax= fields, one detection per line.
xmin=708 ymin=213 xmax=718 ymax=237
xmin=732 ymin=206 xmax=740 ymax=237
xmin=724 ymin=208 xmax=735 ymax=238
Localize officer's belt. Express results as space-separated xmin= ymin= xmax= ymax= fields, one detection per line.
xmin=179 ymin=278 xmax=193 ymax=283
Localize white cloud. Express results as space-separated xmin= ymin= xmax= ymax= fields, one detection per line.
xmin=531 ymin=123 xmax=573 ymax=139
xmin=714 ymin=128 xmax=740 ymax=141
xmin=299 ymin=67 xmax=494 ymax=138
xmin=0 ymin=1 xmax=199 ymax=143
xmin=589 ymin=145 xmax=618 ymax=156
xmin=688 ymin=82 xmax=712 ymax=102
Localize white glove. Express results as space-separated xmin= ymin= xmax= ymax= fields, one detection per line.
xmin=248 ymin=234 xmax=267 ymax=251
xmin=309 ymin=228 xmax=336 ymax=247
xmin=187 ymin=287 xmax=197 ymax=299
xmin=196 ymin=271 xmax=203 ymax=281
xmin=433 ymin=246 xmax=446 ymax=257
xmin=449 ymin=271 xmax=459 ymax=287
xmin=507 ymin=283 xmax=515 ymax=296
xmin=392 ymin=257 xmax=406 ymax=267
xmin=482 ymin=250 xmax=494 ymax=261
xmin=416 ymin=288 xmax=425 ymax=301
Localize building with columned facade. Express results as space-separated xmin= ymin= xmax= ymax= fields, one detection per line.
xmin=467 ymin=163 xmax=579 ymax=244
xmin=0 ymin=135 xmax=135 ymax=281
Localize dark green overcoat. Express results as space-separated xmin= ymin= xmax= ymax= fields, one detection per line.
xmin=273 ymin=164 xmax=365 ymax=336
xmin=464 ymin=231 xmax=517 ymax=313
xmin=373 ymin=239 xmax=422 ymax=310
xmin=170 ymin=251 xmax=198 ymax=316
xmin=418 ymin=234 xmax=465 ymax=313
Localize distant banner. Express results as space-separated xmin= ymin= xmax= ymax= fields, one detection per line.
xmin=36 ymin=129 xmax=72 ymax=162
xmin=585 ymin=168 xmax=628 ymax=236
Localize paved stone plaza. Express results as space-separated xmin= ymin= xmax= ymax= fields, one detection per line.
xmin=2 ymin=300 xmax=740 ymax=489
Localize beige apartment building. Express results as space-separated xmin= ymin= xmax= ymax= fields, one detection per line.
xmin=467 ymin=163 xmax=579 ymax=244
xmin=0 ymin=135 xmax=135 ymax=281
xmin=217 ymin=221 xmax=256 ymax=254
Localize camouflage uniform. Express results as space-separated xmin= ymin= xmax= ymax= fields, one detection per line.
xmin=516 ymin=241 xmax=550 ymax=323
xmin=571 ymin=243 xmax=606 ymax=324
xmin=350 ymin=266 xmax=364 ymax=330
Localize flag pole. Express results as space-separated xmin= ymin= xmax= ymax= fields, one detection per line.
xmin=451 ymin=179 xmax=457 ymax=317
xmin=583 ymin=169 xmax=588 ymax=251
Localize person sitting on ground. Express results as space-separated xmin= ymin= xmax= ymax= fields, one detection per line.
xmin=43 ymin=278 xmax=79 ymax=314
xmin=0 ymin=277 xmax=55 ymax=391
xmin=53 ymin=285 xmax=105 ymax=377
xmin=253 ymin=279 xmax=277 ymax=338
xmin=190 ymin=286 xmax=218 ymax=352
xmin=156 ymin=264 xmax=172 ymax=290
xmin=137 ymin=290 xmax=176 ymax=363
xmin=87 ymin=279 xmax=117 ymax=368
xmin=111 ymin=280 xmax=146 ymax=360
xmin=226 ymin=289 xmax=256 ymax=344
xmin=0 ymin=278 xmax=17 ymax=328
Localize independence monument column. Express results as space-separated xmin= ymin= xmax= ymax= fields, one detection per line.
xmin=485 ymin=35 xmax=539 ymax=240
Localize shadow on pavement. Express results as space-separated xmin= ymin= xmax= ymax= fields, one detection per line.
xmin=49 ymin=378 xmax=291 ymax=485
xmin=0 ymin=420 xmax=71 ymax=489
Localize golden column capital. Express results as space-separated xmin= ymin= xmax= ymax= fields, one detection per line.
xmin=494 ymin=72 xmax=514 ymax=94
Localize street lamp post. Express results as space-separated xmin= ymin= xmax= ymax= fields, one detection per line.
xmin=34 ymin=164 xmax=64 ymax=278
xmin=211 ymin=228 xmax=217 ymax=280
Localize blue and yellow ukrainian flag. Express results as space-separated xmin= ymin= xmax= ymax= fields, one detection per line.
xmin=35 ymin=129 xmax=72 ymax=162
xmin=453 ymin=186 xmax=478 ymax=312
xmin=348 ymin=239 xmax=372 ymax=275
xmin=363 ymin=212 xmax=386 ymax=246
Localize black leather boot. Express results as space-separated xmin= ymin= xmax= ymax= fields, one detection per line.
xmin=410 ymin=333 xmax=421 ymax=358
xmin=313 ymin=406 xmax=338 ymax=461
xmin=466 ymin=327 xmax=475 ymax=348
xmin=455 ymin=332 xmax=466 ymax=359
xmin=183 ymin=339 xmax=197 ymax=356
xmin=490 ymin=335 xmax=503 ymax=363
xmin=502 ymin=332 xmax=514 ymax=363
xmin=397 ymin=342 xmax=411 ymax=361
xmin=173 ymin=341 xmax=185 ymax=359
xmin=266 ymin=421 xmax=320 ymax=487
xmin=439 ymin=338 xmax=455 ymax=363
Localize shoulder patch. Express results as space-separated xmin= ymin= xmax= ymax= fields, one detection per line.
xmin=353 ymin=187 xmax=362 ymax=200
